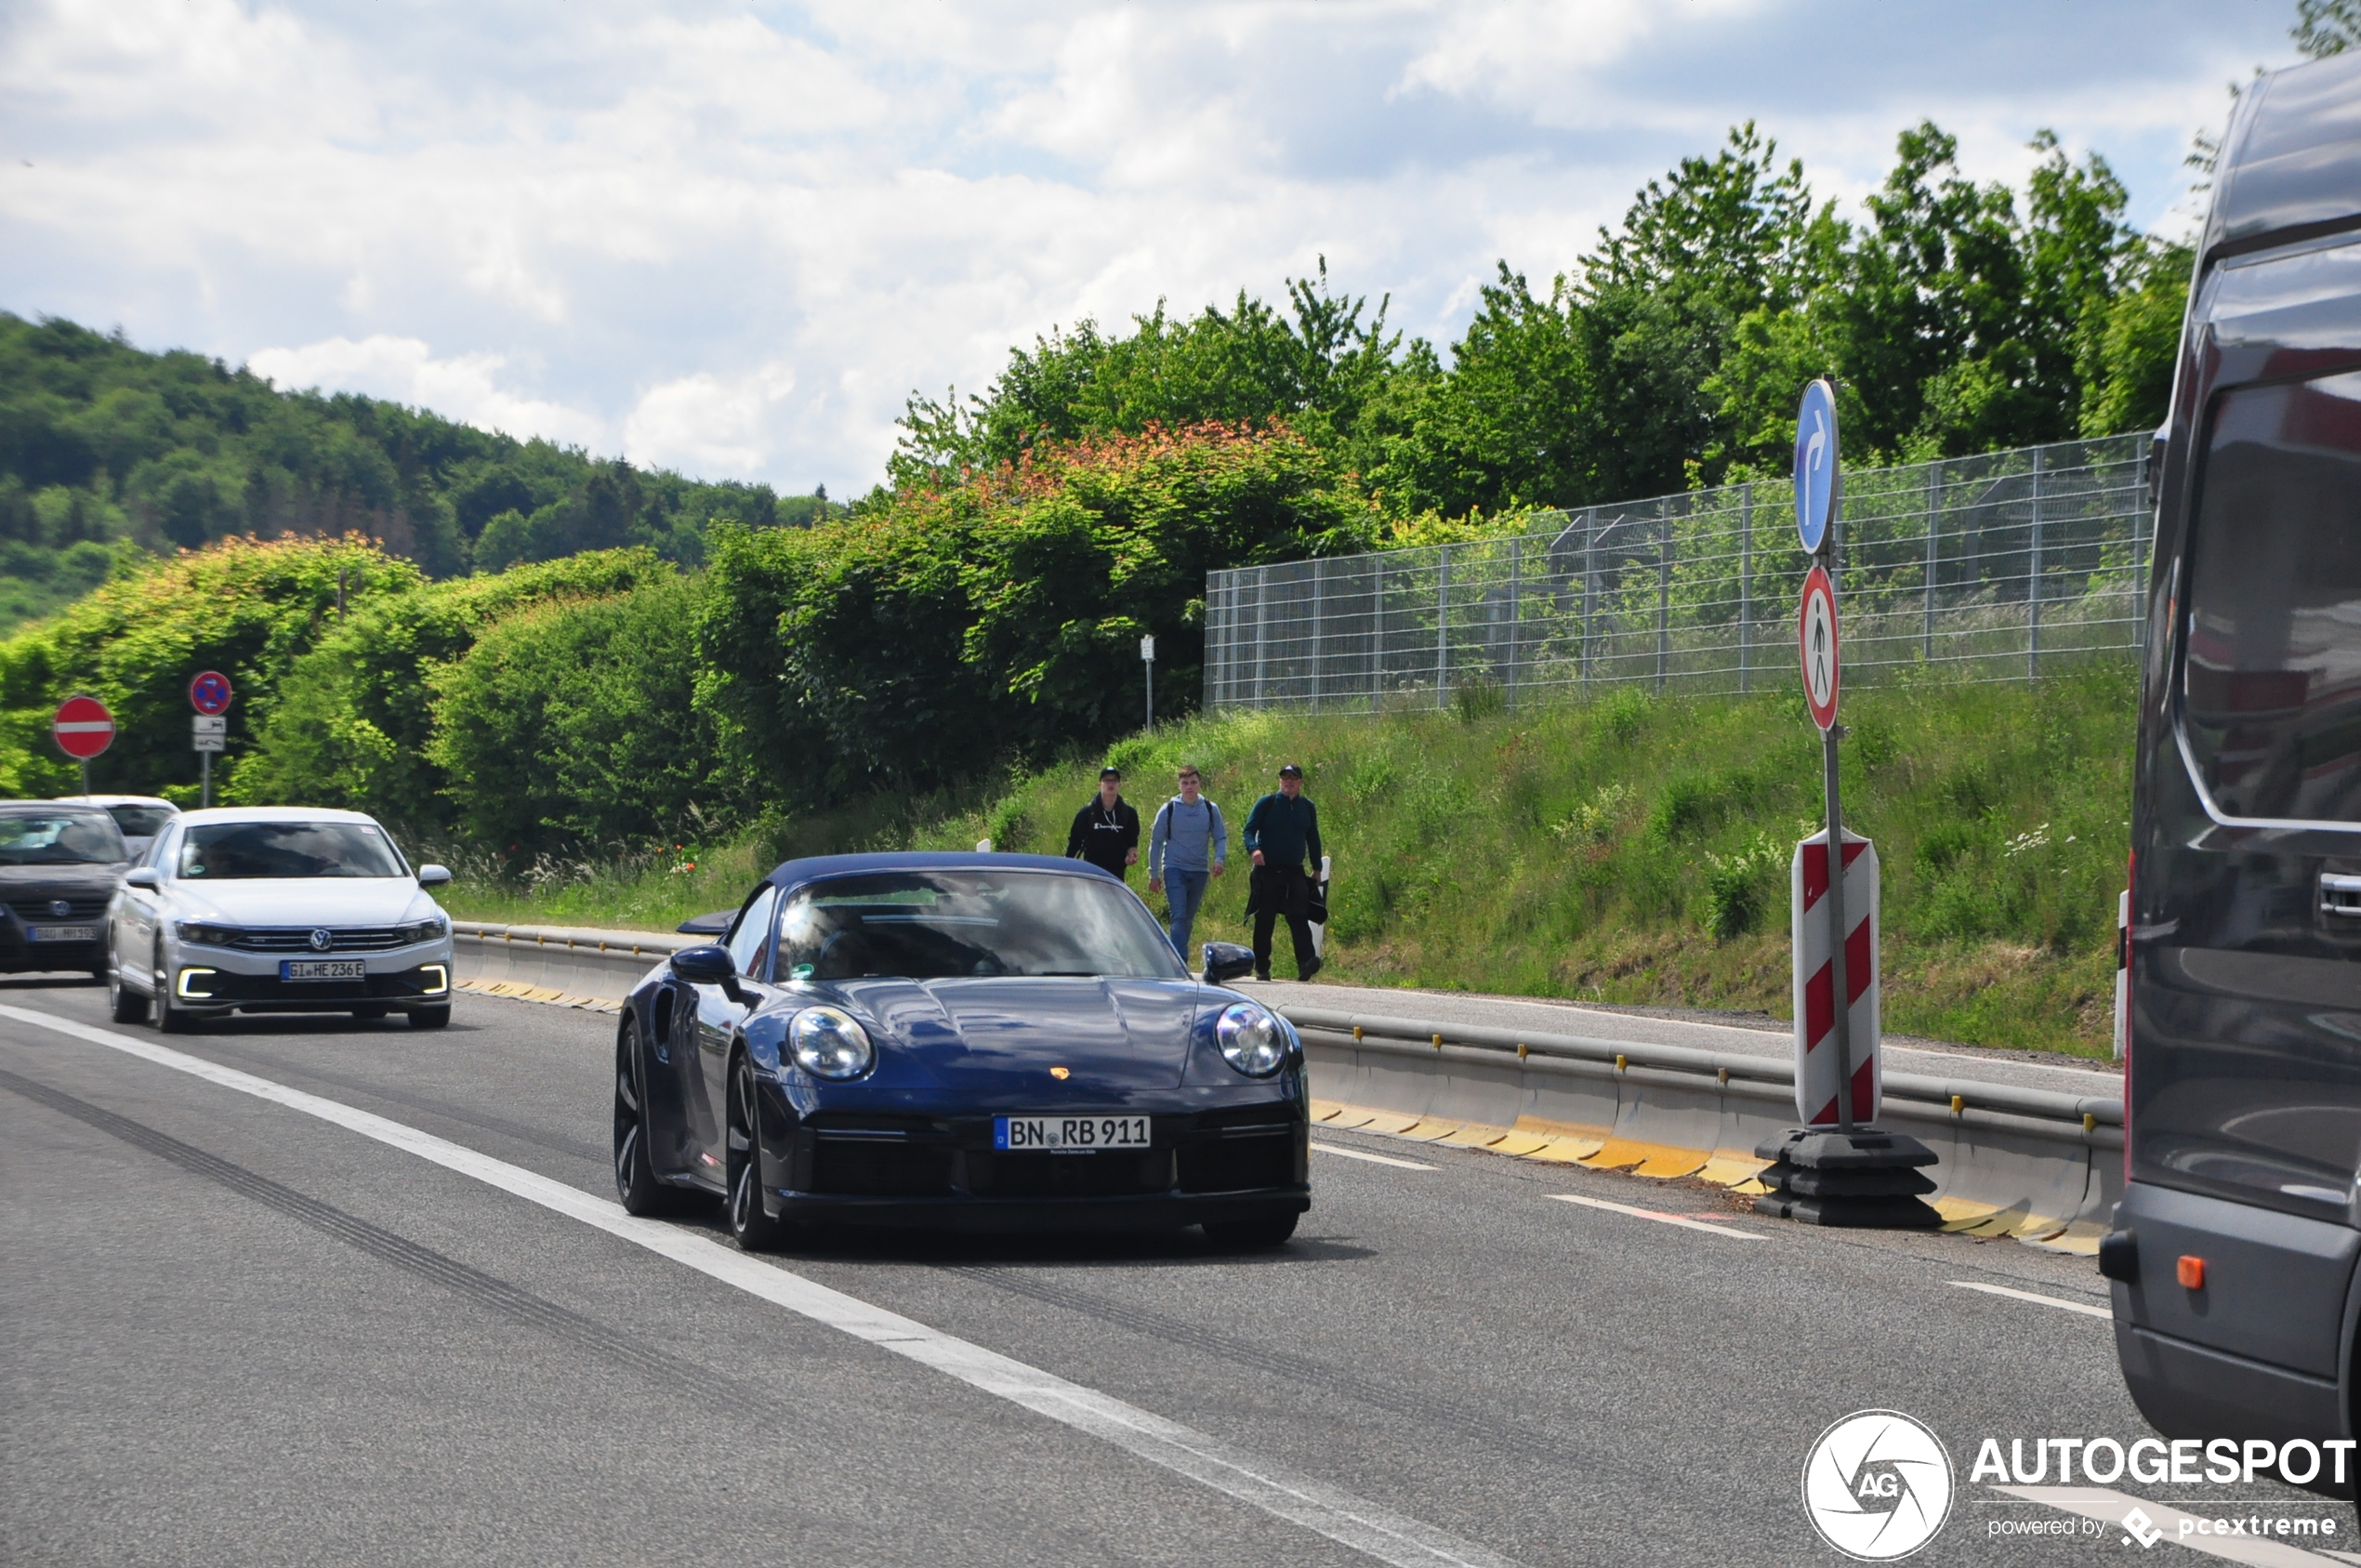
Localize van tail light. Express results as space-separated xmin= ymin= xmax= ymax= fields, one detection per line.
xmin=2123 ymin=850 xmax=2136 ymax=1187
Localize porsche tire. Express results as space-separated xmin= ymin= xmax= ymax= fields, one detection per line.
xmin=727 ymin=1051 xmax=790 ymax=1251
xmin=613 ymin=1020 xmax=687 ymax=1217
xmin=108 ymin=958 xmax=148 ymax=1024
xmin=1204 ymin=1212 xmax=1298 ymax=1250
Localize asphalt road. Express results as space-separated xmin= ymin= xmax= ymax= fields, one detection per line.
xmin=1 ymin=976 xmax=2344 ymax=1567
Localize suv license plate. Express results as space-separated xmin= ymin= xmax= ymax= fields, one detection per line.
xmin=995 ymin=1114 xmax=1151 ymax=1152
xmin=282 ymin=958 xmax=367 ymax=982
xmin=29 ymin=926 xmax=96 ymax=942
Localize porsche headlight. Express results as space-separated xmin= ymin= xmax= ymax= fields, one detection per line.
xmin=789 ymin=1006 xmax=875 ymax=1080
xmin=1216 ymin=1002 xmax=1287 ymax=1078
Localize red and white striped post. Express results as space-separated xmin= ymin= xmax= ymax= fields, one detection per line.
xmin=1791 ymin=830 xmax=1879 ymax=1125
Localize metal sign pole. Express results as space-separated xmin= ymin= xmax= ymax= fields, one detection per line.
xmin=80 ymin=758 xmax=89 ymax=798
xmin=201 ymin=751 xmax=212 ymax=810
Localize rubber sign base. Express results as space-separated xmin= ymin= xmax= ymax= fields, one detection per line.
xmin=1750 ymin=1127 xmax=1941 ymax=1228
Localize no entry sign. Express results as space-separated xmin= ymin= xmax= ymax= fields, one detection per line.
xmin=52 ymin=694 xmax=115 ymax=760
xmin=1799 ymin=564 xmax=1840 ymax=731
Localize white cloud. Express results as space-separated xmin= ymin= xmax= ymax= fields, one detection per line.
xmin=246 ymin=335 xmax=607 ymax=449
xmin=0 ymin=0 xmax=2303 ymax=495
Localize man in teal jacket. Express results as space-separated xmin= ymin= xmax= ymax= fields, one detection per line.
xmin=1243 ymin=762 xmax=1323 ymax=982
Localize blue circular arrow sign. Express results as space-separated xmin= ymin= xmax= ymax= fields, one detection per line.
xmin=1793 ymin=378 xmax=1840 ymax=555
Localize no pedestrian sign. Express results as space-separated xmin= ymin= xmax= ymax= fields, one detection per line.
xmin=52 ymin=693 xmax=115 ymax=759
xmin=1800 ymin=565 xmax=1840 ymax=731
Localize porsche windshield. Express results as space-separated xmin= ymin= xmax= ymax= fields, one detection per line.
xmin=0 ymin=811 xmax=126 ymax=866
xmin=178 ymin=822 xmax=407 ymax=879
xmin=775 ymin=870 xmax=1186 ymax=982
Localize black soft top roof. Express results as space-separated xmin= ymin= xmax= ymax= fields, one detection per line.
xmin=2207 ymin=50 xmax=2361 ymax=267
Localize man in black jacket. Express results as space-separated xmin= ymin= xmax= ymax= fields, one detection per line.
xmin=1064 ymin=766 xmax=1141 ymax=881
xmin=1243 ymin=762 xmax=1323 ymax=982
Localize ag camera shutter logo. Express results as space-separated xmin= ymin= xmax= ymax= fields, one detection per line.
xmin=1802 ymin=1410 xmax=1954 ymax=1560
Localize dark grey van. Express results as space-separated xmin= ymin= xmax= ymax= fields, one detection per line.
xmin=2112 ymin=48 xmax=2361 ymax=1482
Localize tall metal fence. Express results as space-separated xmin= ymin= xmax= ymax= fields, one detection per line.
xmin=1203 ymin=432 xmax=2152 ymax=713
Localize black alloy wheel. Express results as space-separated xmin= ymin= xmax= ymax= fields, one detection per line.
xmin=1203 ymin=1212 xmax=1299 ymax=1251
xmin=727 ymin=1051 xmax=789 ymax=1251
xmin=107 ymin=948 xmax=148 ymax=1024
xmin=152 ymin=938 xmax=193 ymax=1034
xmin=613 ymin=1018 xmax=683 ymax=1216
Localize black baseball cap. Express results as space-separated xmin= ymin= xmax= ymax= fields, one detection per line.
xmin=1277 ymin=762 xmax=1303 ymax=778
xmin=1100 ymin=766 xmax=1122 ymax=780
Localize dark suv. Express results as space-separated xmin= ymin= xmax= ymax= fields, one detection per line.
xmin=2114 ymin=47 xmax=2361 ymax=1476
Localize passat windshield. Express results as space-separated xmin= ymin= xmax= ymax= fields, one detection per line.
xmin=178 ymin=822 xmax=407 ymax=879
xmin=0 ymin=812 xmax=126 ymax=865
xmin=775 ymin=870 xmax=1185 ymax=982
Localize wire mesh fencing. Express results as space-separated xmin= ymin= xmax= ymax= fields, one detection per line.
xmin=1203 ymin=432 xmax=2152 ymax=713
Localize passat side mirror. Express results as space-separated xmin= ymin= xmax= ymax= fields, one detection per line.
xmin=670 ymin=943 xmax=753 ymax=1006
xmin=1202 ymin=942 xmax=1256 ymax=985
xmin=121 ymin=867 xmax=160 ymax=891
xmin=416 ymin=864 xmax=453 ymax=889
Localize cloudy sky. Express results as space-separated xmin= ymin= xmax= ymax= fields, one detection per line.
xmin=0 ymin=1 xmax=2301 ymax=495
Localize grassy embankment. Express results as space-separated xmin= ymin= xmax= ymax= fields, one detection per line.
xmin=444 ymin=665 xmax=2135 ymax=1058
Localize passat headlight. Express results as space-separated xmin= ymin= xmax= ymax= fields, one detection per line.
xmin=402 ymin=916 xmax=449 ymax=943
xmin=176 ymin=921 xmax=242 ymax=947
xmin=789 ymin=1006 xmax=875 ymax=1080
xmin=1216 ymin=1002 xmax=1288 ymax=1077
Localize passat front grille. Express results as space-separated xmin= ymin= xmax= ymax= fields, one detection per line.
xmin=213 ymin=927 xmax=423 ymax=953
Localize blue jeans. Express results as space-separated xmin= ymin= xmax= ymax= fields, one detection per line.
xmin=1164 ymin=868 xmax=1210 ymax=968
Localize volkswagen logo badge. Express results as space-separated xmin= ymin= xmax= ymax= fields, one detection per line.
xmin=47 ymin=900 xmax=71 ymax=918
xmin=308 ymin=929 xmax=333 ymax=952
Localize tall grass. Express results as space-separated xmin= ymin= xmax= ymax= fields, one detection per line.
xmin=445 ymin=663 xmax=2136 ymax=1056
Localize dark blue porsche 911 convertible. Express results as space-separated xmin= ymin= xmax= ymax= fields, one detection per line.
xmin=612 ymin=852 xmax=1310 ymax=1249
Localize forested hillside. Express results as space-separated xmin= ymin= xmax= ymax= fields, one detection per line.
xmin=0 ymin=314 xmax=826 ymax=632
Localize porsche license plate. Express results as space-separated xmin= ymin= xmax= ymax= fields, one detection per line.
xmin=281 ymin=958 xmax=366 ymax=982
xmin=995 ymin=1114 xmax=1151 ymax=1152
xmin=28 ymin=925 xmax=96 ymax=942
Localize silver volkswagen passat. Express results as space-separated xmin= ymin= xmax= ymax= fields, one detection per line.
xmin=107 ymin=807 xmax=457 ymax=1031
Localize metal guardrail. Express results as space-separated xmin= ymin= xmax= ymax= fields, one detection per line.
xmin=1206 ymin=432 xmax=2151 ymax=711
xmin=1278 ymin=1006 xmax=2121 ymax=1148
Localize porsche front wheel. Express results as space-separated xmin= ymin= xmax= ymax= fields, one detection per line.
xmin=613 ymin=1019 xmax=682 ymax=1216
xmin=727 ymin=1052 xmax=789 ymax=1251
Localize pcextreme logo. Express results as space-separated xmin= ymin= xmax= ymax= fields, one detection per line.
xmin=1802 ymin=1410 xmax=1956 ymax=1561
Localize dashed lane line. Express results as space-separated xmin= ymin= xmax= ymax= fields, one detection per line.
xmin=1547 ymin=1192 xmax=1769 ymax=1240
xmin=1311 ymin=1140 xmax=1437 ymax=1170
xmin=0 ymin=1002 xmax=1519 ymax=1568
xmin=1949 ymin=1280 xmax=2111 ymax=1320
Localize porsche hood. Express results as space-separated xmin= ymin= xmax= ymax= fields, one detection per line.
xmin=835 ymin=976 xmax=1203 ymax=1091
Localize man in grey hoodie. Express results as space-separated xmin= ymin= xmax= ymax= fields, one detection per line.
xmin=1146 ymin=764 xmax=1226 ymax=968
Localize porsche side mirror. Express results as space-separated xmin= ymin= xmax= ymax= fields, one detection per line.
xmin=1202 ymin=942 xmax=1255 ymax=984
xmin=416 ymin=864 xmax=453 ymax=889
xmin=121 ymin=867 xmax=160 ymax=891
xmin=671 ymin=943 xmax=754 ymax=1006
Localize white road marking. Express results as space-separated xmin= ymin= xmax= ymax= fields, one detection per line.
xmin=1998 ymin=1486 xmax=2344 ymax=1564
xmin=1547 ymin=1192 xmax=1768 ymax=1240
xmin=1949 ymin=1280 xmax=2111 ymax=1320
xmin=0 ymin=1003 xmax=1518 ymax=1568
xmin=1311 ymin=1140 xmax=1436 ymax=1170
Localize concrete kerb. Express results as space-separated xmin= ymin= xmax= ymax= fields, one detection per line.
xmin=1287 ymin=1006 xmax=2118 ymax=1252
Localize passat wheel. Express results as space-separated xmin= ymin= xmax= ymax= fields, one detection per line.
xmin=152 ymin=940 xmax=194 ymax=1034
xmin=107 ymin=953 xmax=148 ymax=1024
xmin=406 ymin=1005 xmax=451 ymax=1029
xmin=1203 ymin=1212 xmax=1299 ymax=1250
xmin=613 ymin=1018 xmax=685 ymax=1217
xmin=727 ymin=1052 xmax=789 ymax=1251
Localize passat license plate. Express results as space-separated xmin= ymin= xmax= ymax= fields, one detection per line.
xmin=995 ymin=1114 xmax=1151 ymax=1153
xmin=29 ymin=926 xmax=96 ymax=942
xmin=281 ymin=958 xmax=367 ymax=982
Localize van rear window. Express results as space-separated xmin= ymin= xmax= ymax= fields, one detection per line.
xmin=2183 ymin=370 xmax=2361 ymax=821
